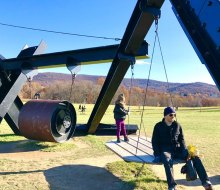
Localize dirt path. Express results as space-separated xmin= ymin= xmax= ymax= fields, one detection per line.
xmin=0 ymin=151 xmax=124 ymax=190
xmin=0 ymin=139 xmax=127 ymax=190
xmin=151 ymin=164 xmax=220 ymax=190
xmin=0 ymin=140 xmax=219 ymax=190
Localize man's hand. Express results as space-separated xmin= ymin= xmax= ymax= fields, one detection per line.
xmin=181 ymin=164 xmax=187 ymax=174
xmin=127 ymin=107 xmax=130 ymax=115
xmin=128 ymin=107 xmax=130 ymax=112
xmin=153 ymin=156 xmax=161 ymax=163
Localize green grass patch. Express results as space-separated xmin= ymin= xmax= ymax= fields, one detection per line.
xmin=83 ymin=135 xmax=108 ymax=151
xmin=0 ymin=134 xmax=26 ymax=143
xmin=106 ymin=161 xmax=167 ymax=190
xmin=71 ymin=135 xmax=112 ymax=158
xmin=16 ymin=140 xmax=76 ymax=152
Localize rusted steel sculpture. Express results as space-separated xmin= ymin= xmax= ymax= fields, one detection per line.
xmin=1 ymin=0 xmax=219 ymax=142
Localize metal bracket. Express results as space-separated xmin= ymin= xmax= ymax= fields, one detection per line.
xmin=66 ymin=62 xmax=81 ymax=75
xmin=17 ymin=40 xmax=47 ymax=58
xmin=21 ymin=69 xmax=38 ymax=81
xmin=140 ymin=0 xmax=161 ymax=18
xmin=118 ymin=53 xmax=136 ymax=65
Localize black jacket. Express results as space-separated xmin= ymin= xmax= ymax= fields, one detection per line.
xmin=113 ymin=103 xmax=128 ymax=120
xmin=152 ymin=119 xmax=187 ymax=157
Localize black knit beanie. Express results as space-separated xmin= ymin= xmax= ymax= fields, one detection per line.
xmin=164 ymin=107 xmax=176 ymax=116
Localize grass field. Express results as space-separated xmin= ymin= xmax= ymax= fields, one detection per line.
xmin=0 ymin=105 xmax=219 ymax=189
xmin=78 ymin=105 xmax=220 ymax=174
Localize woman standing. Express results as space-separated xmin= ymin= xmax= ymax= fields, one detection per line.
xmin=113 ymin=94 xmax=129 ymax=143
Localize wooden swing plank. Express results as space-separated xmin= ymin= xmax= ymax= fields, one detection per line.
xmin=128 ymin=136 xmax=154 ymax=154
xmin=106 ymin=136 xmax=185 ymax=164
xmin=106 ymin=136 xmax=156 ymax=163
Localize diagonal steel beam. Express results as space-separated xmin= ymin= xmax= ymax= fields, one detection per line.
xmin=4 ymin=96 xmax=23 ymax=135
xmin=0 ymin=72 xmax=27 ymax=122
xmin=170 ymin=0 xmax=220 ymax=90
xmin=0 ymin=41 xmax=46 ymax=134
xmin=87 ymin=0 xmax=165 ymax=133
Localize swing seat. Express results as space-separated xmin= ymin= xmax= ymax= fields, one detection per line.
xmin=106 ymin=136 xmax=184 ymax=164
xmin=106 ymin=136 xmax=157 ymax=164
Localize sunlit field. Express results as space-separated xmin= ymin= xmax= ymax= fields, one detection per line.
xmin=0 ymin=104 xmax=219 ymax=189
xmin=78 ymin=104 xmax=220 ymax=174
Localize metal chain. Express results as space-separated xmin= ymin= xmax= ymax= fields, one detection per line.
xmin=135 ymin=17 xmax=175 ymax=176
xmin=65 ymin=70 xmax=77 ymax=137
xmin=28 ymin=77 xmax=32 ymax=99
xmin=21 ymin=71 xmax=32 ymax=100
xmin=135 ymin=18 xmax=159 ymax=177
xmin=135 ymin=19 xmax=158 ymax=155
xmin=68 ymin=72 xmax=76 ymax=102
xmin=127 ymin=60 xmax=135 ymax=136
xmin=155 ymin=21 xmax=174 ymax=107
xmin=22 ymin=72 xmax=32 ymax=100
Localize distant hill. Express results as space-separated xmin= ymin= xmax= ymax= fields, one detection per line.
xmin=122 ymin=78 xmax=220 ymax=97
xmin=33 ymin=72 xmax=100 ymax=85
xmin=33 ymin=72 xmax=220 ymax=97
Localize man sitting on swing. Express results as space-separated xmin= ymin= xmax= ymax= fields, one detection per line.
xmin=152 ymin=107 xmax=213 ymax=190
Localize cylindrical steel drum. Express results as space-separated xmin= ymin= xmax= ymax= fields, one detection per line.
xmin=18 ymin=100 xmax=77 ymax=142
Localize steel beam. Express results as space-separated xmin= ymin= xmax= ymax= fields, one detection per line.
xmin=0 ymin=71 xmax=28 ymax=127
xmin=170 ymin=0 xmax=220 ymax=90
xmin=0 ymin=55 xmax=24 ymax=135
xmin=0 ymin=43 xmax=147 ymax=135
xmin=0 ymin=44 xmax=147 ymax=71
xmin=87 ymin=0 xmax=165 ymax=133
xmin=4 ymin=96 xmax=23 ymax=135
xmin=0 ymin=42 xmax=46 ymax=134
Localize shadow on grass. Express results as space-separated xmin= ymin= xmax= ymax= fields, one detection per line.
xmin=0 ymin=165 xmax=134 ymax=189
xmin=0 ymin=167 xmax=219 ymax=190
xmin=44 ymin=165 xmax=134 ymax=190
xmin=0 ymin=134 xmax=52 ymax=153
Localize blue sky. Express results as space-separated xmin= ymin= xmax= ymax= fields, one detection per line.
xmin=0 ymin=0 xmax=215 ymax=85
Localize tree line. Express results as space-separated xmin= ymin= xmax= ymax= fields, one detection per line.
xmin=19 ymin=77 xmax=220 ymax=107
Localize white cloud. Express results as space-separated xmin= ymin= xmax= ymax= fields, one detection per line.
xmin=136 ymin=60 xmax=151 ymax=65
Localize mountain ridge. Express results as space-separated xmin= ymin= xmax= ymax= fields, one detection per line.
xmin=33 ymin=72 xmax=220 ymax=97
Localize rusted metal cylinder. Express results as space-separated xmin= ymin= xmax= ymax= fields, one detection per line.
xmin=18 ymin=100 xmax=76 ymax=142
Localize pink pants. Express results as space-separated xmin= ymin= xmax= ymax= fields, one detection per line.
xmin=116 ymin=119 xmax=127 ymax=139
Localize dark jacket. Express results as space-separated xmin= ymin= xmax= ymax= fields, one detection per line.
xmin=152 ymin=119 xmax=187 ymax=157
xmin=113 ymin=103 xmax=128 ymax=120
